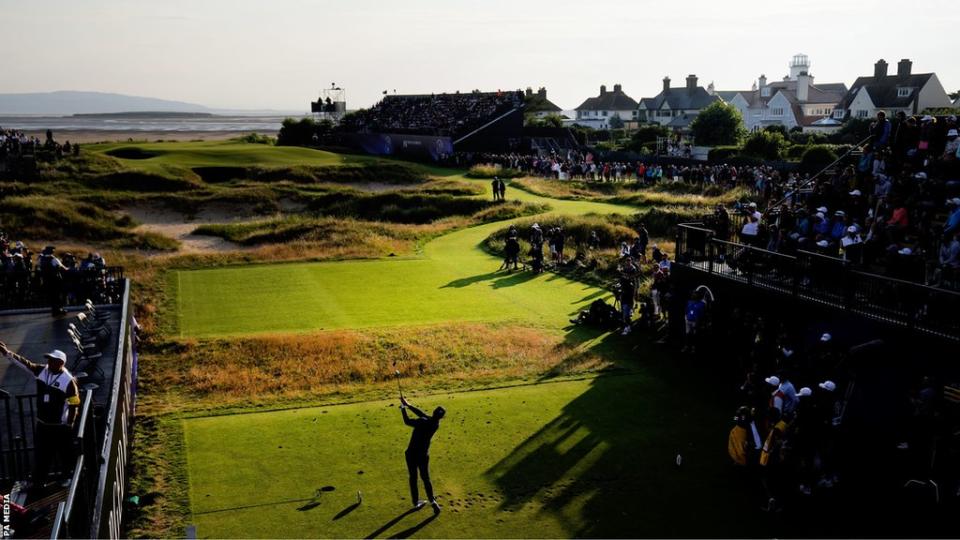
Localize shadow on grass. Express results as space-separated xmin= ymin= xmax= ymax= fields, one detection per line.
xmin=363 ymin=507 xmax=421 ymax=539
xmin=387 ymin=512 xmax=438 ymax=539
xmin=441 ymin=271 xmax=500 ymax=289
xmin=332 ymin=502 xmax=360 ymax=520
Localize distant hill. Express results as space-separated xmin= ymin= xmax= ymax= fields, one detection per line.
xmin=0 ymin=91 xmax=304 ymax=116
xmin=0 ymin=91 xmax=213 ymax=115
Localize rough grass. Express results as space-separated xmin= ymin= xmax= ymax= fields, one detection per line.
xmin=191 ymin=201 xmax=548 ymax=247
xmin=138 ymin=323 xmax=611 ymax=415
xmin=465 ymin=163 xmax=524 ymax=179
xmin=0 ymin=196 xmax=180 ymax=250
xmin=512 ymin=177 xmax=749 ymax=208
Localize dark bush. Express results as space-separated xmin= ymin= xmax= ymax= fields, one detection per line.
xmin=800 ymin=145 xmax=838 ymax=174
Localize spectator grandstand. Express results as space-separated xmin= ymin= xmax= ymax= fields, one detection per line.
xmin=339 ymin=90 xmax=524 ymax=140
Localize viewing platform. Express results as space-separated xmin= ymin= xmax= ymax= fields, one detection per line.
xmin=673 ymin=223 xmax=960 ymax=343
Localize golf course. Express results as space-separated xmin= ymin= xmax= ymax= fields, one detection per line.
xmin=55 ymin=141 xmax=768 ymax=538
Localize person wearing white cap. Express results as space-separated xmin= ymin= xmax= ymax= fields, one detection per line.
xmin=0 ymin=341 xmax=80 ymax=493
xmin=765 ymin=374 xmax=798 ymax=415
xmin=944 ymin=128 xmax=959 ymax=161
xmin=840 ymin=225 xmax=863 ymax=262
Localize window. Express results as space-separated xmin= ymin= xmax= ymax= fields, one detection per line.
xmin=897 ymin=87 xmax=912 ymax=97
xmin=856 ymin=110 xmax=869 ymax=118
xmin=772 ymin=107 xmax=784 ymax=117
xmin=833 ymin=109 xmax=845 ymax=119
xmin=761 ymin=87 xmax=771 ymax=97
xmin=602 ymin=111 xmax=608 ymax=117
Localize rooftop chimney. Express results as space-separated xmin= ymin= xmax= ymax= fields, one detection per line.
xmin=686 ymin=74 xmax=698 ymax=92
xmin=758 ymin=74 xmax=767 ymax=89
xmin=525 ymin=87 xmax=533 ymax=97
xmin=897 ymin=59 xmax=912 ymax=78
xmin=796 ymin=71 xmax=810 ymax=102
xmin=613 ymin=83 xmax=622 ymax=93
xmin=600 ymin=85 xmax=607 ymax=96
xmin=874 ymin=59 xmax=888 ymax=79
xmin=537 ymin=87 xmax=547 ymax=98
xmin=663 ymin=76 xmax=671 ymax=93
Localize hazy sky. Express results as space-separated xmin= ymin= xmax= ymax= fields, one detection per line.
xmin=1 ymin=0 xmax=957 ymax=112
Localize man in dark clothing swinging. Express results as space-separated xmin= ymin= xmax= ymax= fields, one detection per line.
xmin=400 ymin=396 xmax=445 ymax=513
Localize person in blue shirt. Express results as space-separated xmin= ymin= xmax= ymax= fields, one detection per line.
xmin=812 ymin=212 xmax=830 ymax=239
xmin=830 ymin=211 xmax=848 ymax=241
xmin=683 ymin=291 xmax=707 ymax=353
xmin=945 ymin=198 xmax=960 ymax=236
xmin=873 ymin=111 xmax=891 ymax=150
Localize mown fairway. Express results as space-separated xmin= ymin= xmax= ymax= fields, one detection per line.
xmin=172 ymin=183 xmax=633 ymax=338
xmin=87 ymin=140 xmax=349 ymax=175
xmin=184 ymin=374 xmax=759 ymax=539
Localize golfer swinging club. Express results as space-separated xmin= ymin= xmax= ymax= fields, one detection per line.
xmin=400 ymin=395 xmax=444 ymax=514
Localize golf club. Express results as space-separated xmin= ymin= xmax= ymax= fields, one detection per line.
xmin=393 ymin=360 xmax=404 ymax=398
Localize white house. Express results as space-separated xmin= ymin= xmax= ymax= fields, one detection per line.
xmin=637 ymin=75 xmax=720 ymax=129
xmin=723 ymin=54 xmax=847 ymax=133
xmin=835 ymin=59 xmax=954 ymax=119
xmin=572 ymin=84 xmax=638 ymax=129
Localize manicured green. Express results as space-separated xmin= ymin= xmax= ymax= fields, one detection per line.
xmin=172 ymin=181 xmax=635 ymax=338
xmin=85 ymin=140 xmax=351 ymax=176
xmin=183 ymin=374 xmax=758 ymax=539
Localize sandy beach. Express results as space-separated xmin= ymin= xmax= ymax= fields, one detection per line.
xmin=21 ymin=129 xmax=266 ymax=144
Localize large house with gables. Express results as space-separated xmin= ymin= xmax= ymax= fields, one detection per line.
xmin=724 ymin=54 xmax=848 ymax=133
xmin=637 ymin=75 xmax=720 ymax=129
xmin=835 ymin=59 xmax=953 ymax=120
xmin=572 ymin=84 xmax=638 ymax=129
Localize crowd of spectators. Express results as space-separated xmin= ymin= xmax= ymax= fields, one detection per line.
xmin=452 ymin=149 xmax=787 ymax=187
xmin=720 ymin=308 xmax=959 ymax=513
xmin=0 ymin=127 xmax=78 ymax=174
xmin=718 ymin=113 xmax=960 ymax=289
xmin=464 ymin=114 xmax=960 ymax=289
xmin=339 ymin=91 xmax=523 ymax=138
xmin=0 ymin=232 xmax=114 ymax=313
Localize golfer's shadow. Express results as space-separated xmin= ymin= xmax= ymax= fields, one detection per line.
xmin=364 ymin=507 xmax=437 ymax=539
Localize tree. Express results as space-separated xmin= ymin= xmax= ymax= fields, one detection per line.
xmin=829 ymin=117 xmax=872 ymax=145
xmin=277 ymin=117 xmax=334 ymax=146
xmin=949 ymin=90 xmax=959 ymax=101
xmin=526 ymin=113 xmax=564 ymax=128
xmin=623 ymin=123 xmax=669 ymax=152
xmin=800 ymin=145 xmax=838 ymax=174
xmin=690 ymin=102 xmax=746 ymax=146
xmin=764 ymin=124 xmax=787 ymax=136
xmin=741 ymin=130 xmax=787 ymax=160
xmin=608 ymin=114 xmax=625 ymax=129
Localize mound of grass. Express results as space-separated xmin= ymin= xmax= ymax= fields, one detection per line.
xmin=484 ymin=214 xmax=637 ymax=251
xmin=0 ymin=195 xmax=180 ymax=250
xmin=465 ymin=163 xmax=524 ymax=179
xmin=511 ymin=178 xmax=621 ymax=200
xmin=192 ymin=163 xmax=426 ymax=185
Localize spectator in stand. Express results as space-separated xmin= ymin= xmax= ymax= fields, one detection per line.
xmin=37 ymin=246 xmax=66 ymax=317
xmin=931 ymin=229 xmax=960 ymax=286
xmin=682 ymin=290 xmax=706 ymax=353
xmin=873 ymin=111 xmax=891 ymax=151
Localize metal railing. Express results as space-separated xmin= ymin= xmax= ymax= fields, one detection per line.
xmin=0 ymin=266 xmax=125 ymax=311
xmin=675 ymin=223 xmax=960 ymax=341
xmin=1 ymin=390 xmax=37 ymax=484
xmin=50 ymin=391 xmax=101 ymax=539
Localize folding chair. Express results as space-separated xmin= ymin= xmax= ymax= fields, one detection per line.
xmin=71 ymin=338 xmax=104 ymax=380
xmin=84 ymin=299 xmax=111 ymax=323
